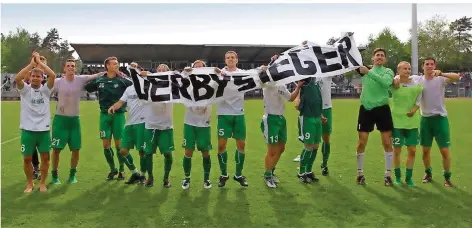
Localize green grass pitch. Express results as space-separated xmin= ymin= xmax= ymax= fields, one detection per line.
xmin=2 ymin=99 xmax=472 ymax=228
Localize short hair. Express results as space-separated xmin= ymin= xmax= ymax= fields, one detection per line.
xmin=64 ymin=59 xmax=76 ymax=66
xmin=422 ymin=57 xmax=436 ymax=65
xmin=104 ymin=56 xmax=118 ymax=70
xmin=192 ymin=60 xmax=206 ymax=67
xmin=225 ymin=51 xmax=239 ymax=59
xmin=157 ymin=64 xmax=170 ymax=71
xmin=372 ymin=48 xmax=386 ymax=56
xmin=397 ymin=61 xmax=410 ymax=69
xmin=31 ymin=68 xmax=44 ymax=75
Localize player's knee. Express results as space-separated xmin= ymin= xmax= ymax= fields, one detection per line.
xmin=184 ymin=150 xmax=193 ymax=157
xmin=236 ymin=140 xmax=245 ymax=152
xmin=217 ymin=143 xmax=226 ymax=153
xmin=23 ymin=156 xmax=33 ymax=164
xmin=40 ymin=153 xmax=50 ymax=164
xmin=322 ymin=134 xmax=330 ymax=143
xmin=202 ymin=151 xmax=210 ymax=157
xmin=439 ymin=148 xmax=450 ymax=158
xmin=102 ymin=141 xmax=111 ymax=149
xmin=119 ymin=149 xmax=128 ymax=157
xmin=139 ymin=151 xmax=144 ymax=157
xmin=279 ymin=144 xmax=286 ymax=153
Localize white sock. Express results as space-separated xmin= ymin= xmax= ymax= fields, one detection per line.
xmin=356 ymin=152 xmax=364 ymax=175
xmin=385 ymin=151 xmax=393 ymax=176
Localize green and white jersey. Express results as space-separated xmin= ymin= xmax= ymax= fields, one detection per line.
xmin=119 ymin=86 xmax=145 ymax=126
xmin=18 ymin=83 xmax=53 ymax=131
xmin=216 ymin=68 xmax=245 ymax=116
xmin=184 ymin=105 xmax=212 ymax=127
xmin=314 ymin=75 xmax=334 ymax=109
xmin=391 ymin=76 xmax=423 ymax=129
xmin=144 ymin=102 xmax=173 ymax=130
xmin=262 ymin=84 xmax=291 ymax=116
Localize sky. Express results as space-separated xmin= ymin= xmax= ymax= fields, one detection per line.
xmin=1 ymin=3 xmax=471 ymax=58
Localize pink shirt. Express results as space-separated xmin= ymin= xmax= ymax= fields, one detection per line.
xmin=52 ymin=75 xmax=92 ymax=116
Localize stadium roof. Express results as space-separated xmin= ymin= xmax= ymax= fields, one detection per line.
xmin=71 ymin=43 xmax=367 ymax=64
xmin=71 ymin=44 xmax=295 ymax=64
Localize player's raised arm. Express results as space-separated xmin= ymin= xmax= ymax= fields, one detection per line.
xmin=84 ymin=78 xmax=98 ymax=92
xmin=289 ymin=81 xmax=304 ymax=102
xmin=15 ymin=56 xmax=36 ymax=90
xmin=433 ymin=70 xmax=460 ymax=84
xmin=33 ymin=52 xmax=56 ymax=89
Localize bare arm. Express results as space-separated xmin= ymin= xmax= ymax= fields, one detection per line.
xmin=108 ymin=100 xmax=126 ymax=114
xmin=289 ymin=81 xmax=304 ymax=102
xmin=294 ymin=91 xmax=301 ymax=110
xmin=442 ymin=72 xmax=460 ymax=83
xmin=15 ymin=57 xmax=36 ymax=90
xmin=37 ymin=60 xmax=56 ymax=89
xmin=86 ymin=71 xmax=106 ymax=81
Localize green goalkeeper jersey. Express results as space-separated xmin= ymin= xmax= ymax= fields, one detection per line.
xmin=360 ymin=66 xmax=394 ymax=110
xmin=84 ymin=75 xmax=133 ymax=113
xmin=391 ymin=78 xmax=423 ymax=129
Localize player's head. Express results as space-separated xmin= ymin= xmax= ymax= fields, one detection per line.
xmin=130 ymin=62 xmax=138 ymax=68
xmin=104 ymin=56 xmax=119 ymax=73
xmin=63 ymin=59 xmax=76 ymax=76
xmin=225 ymin=51 xmax=238 ymax=69
xmin=371 ymin=48 xmax=386 ymax=66
xmin=397 ymin=61 xmax=411 ymax=77
xmin=422 ymin=57 xmax=436 ymax=75
xmin=157 ymin=64 xmax=170 ymax=72
xmin=30 ymin=68 xmax=44 ymax=87
xmin=192 ymin=60 xmax=206 ymax=68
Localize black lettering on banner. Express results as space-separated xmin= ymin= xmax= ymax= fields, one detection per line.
xmin=209 ymin=74 xmax=228 ymax=98
xmin=190 ymin=74 xmax=215 ymax=101
xmin=288 ymin=52 xmax=318 ymax=75
xmin=170 ymin=74 xmax=192 ymax=100
xmin=337 ymin=44 xmax=349 ymax=68
xmin=258 ymin=70 xmax=271 ymax=84
xmin=312 ymin=46 xmax=342 ymax=73
xmin=233 ymin=74 xmax=257 ymax=92
xmin=336 ymin=36 xmax=360 ymax=66
xmin=268 ymin=58 xmax=295 ymax=82
xmin=149 ymin=79 xmax=170 ymax=102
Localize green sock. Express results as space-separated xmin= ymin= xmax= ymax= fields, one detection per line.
xmin=218 ymin=151 xmax=228 ymax=176
xmin=145 ymin=153 xmax=153 ymax=179
xmin=183 ymin=155 xmax=192 ymax=177
xmin=116 ymin=148 xmax=125 ymax=172
xmin=235 ymin=150 xmax=245 ymax=177
xmin=443 ymin=171 xmax=452 ymax=180
xmin=69 ymin=168 xmax=77 ymax=178
xmin=104 ymin=148 xmax=117 ymax=172
xmin=264 ymin=171 xmax=272 ymax=177
xmin=394 ymin=168 xmax=401 ymax=179
xmin=122 ymin=153 xmax=136 ymax=171
xmin=164 ymin=153 xmax=173 ymax=180
xmin=271 ymin=167 xmax=275 ymax=175
xmin=139 ymin=152 xmax=146 ymax=173
xmin=321 ymin=143 xmax=330 ymax=167
xmin=406 ymin=168 xmax=413 ymax=181
xmin=299 ymin=148 xmax=309 ymax=174
xmin=52 ymin=170 xmax=58 ymax=179
xmin=306 ymin=148 xmax=317 ymax=173
xmin=203 ymin=155 xmax=211 ymax=181
xmin=425 ymin=167 xmax=432 ymax=176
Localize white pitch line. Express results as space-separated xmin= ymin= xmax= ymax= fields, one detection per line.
xmin=1 ymin=136 xmax=20 ymax=145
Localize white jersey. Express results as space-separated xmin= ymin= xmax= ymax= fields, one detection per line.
xmin=184 ymin=105 xmax=212 ymax=127
xmin=262 ymin=85 xmax=291 ymax=115
xmin=314 ymin=76 xmax=334 ymax=109
xmin=216 ymin=68 xmax=245 ymax=116
xmin=120 ymin=86 xmax=145 ymax=126
xmin=144 ymin=102 xmax=173 ymax=130
xmin=18 ymin=83 xmax=52 ymax=131
xmin=413 ymin=75 xmax=448 ymax=117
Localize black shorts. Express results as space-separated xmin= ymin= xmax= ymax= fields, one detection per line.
xmin=357 ymin=105 xmax=393 ymax=133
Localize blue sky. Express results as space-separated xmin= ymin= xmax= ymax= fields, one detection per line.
xmin=1 ymin=3 xmax=471 ymax=58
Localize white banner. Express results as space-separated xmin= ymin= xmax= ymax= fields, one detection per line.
xmin=130 ymin=33 xmax=363 ymax=106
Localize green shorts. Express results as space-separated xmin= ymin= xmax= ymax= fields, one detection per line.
xmin=182 ymin=124 xmax=212 ymax=151
xmin=51 ymin=115 xmax=81 ymax=151
xmin=420 ymin=115 xmax=451 ymax=148
xmin=143 ymin=128 xmax=175 ymax=154
xmin=322 ymin=108 xmax=332 ymax=134
xmin=298 ymin=116 xmax=322 ymax=145
xmin=260 ymin=114 xmax=287 ymax=145
xmin=99 ymin=112 xmax=126 ymax=140
xmin=217 ymin=115 xmax=246 ymax=140
xmin=20 ymin=130 xmax=51 ymax=156
xmin=392 ymin=128 xmax=419 ymax=147
xmin=121 ymin=123 xmax=145 ymax=150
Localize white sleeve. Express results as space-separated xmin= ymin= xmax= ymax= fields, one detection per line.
xmin=18 ymin=82 xmax=31 ymax=95
xmin=40 ymin=84 xmax=53 ymax=96
xmin=120 ymin=87 xmax=130 ymax=102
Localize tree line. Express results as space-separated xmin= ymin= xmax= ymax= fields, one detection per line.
xmin=1 ymin=15 xmax=471 ymax=75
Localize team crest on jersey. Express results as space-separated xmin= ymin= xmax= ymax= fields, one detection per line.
xmin=113 ymin=84 xmax=118 ymax=88
xmin=99 ymin=83 xmax=104 ymax=88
